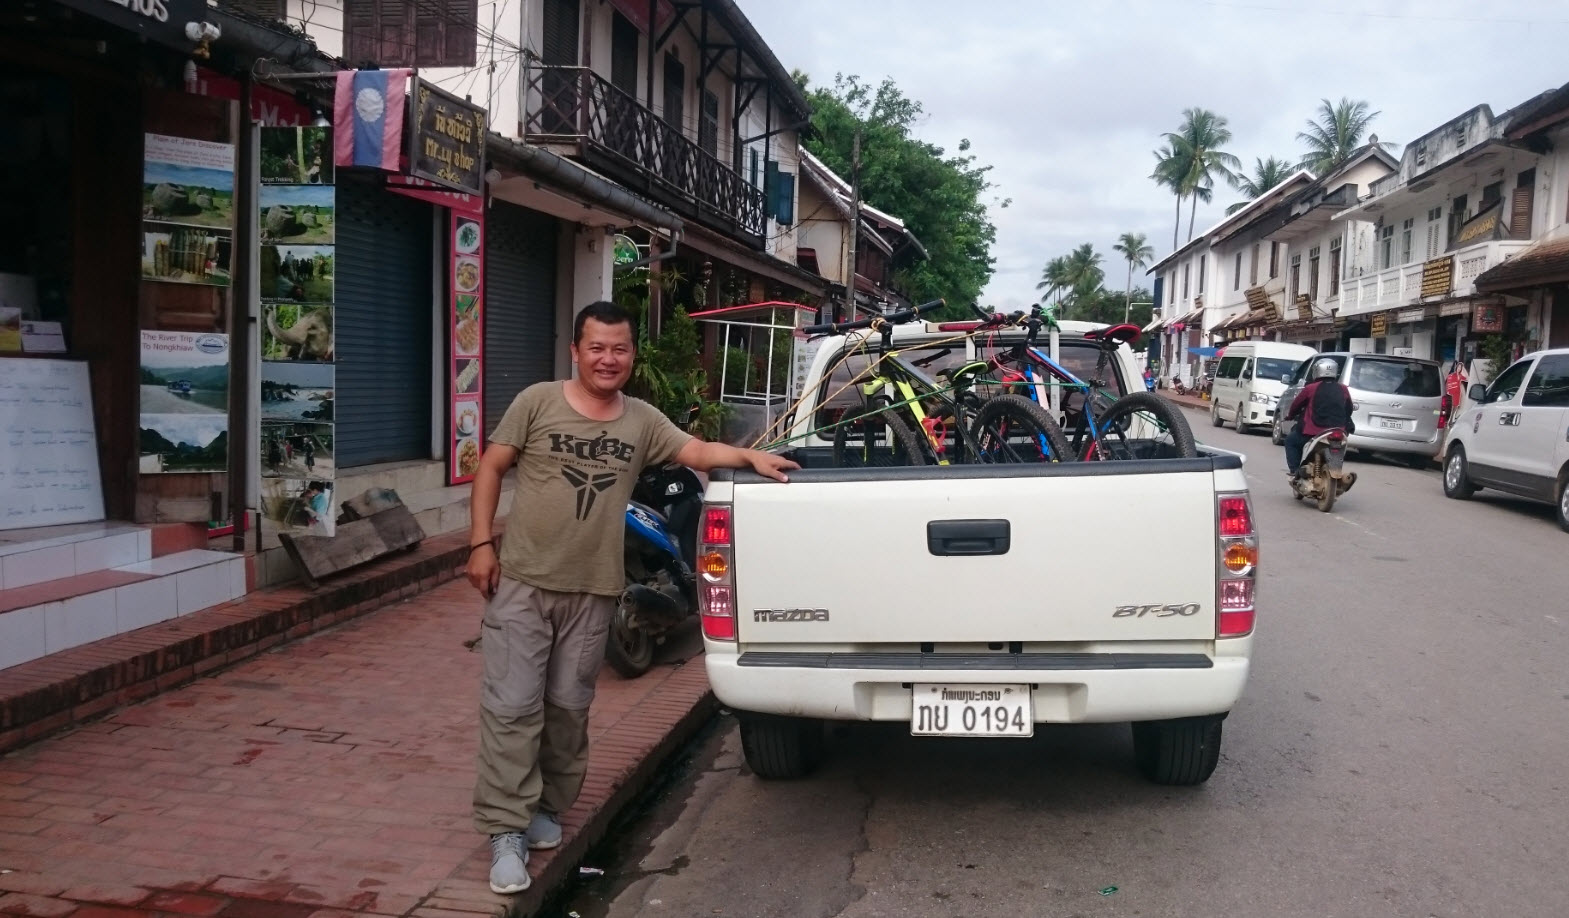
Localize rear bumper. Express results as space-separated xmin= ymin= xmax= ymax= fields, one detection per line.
xmin=1344 ymin=430 xmax=1440 ymax=455
xmin=705 ymin=651 xmax=1250 ymax=723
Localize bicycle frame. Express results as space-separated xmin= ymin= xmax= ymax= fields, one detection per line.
xmin=853 ymin=347 xmax=990 ymax=465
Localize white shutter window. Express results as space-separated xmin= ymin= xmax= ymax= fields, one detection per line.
xmin=1426 ymin=223 xmax=1440 ymax=259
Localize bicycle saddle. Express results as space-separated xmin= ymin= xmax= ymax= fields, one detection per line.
xmin=1086 ymin=323 xmax=1141 ymax=346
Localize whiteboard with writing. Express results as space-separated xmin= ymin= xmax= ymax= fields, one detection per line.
xmin=0 ymin=359 xmax=106 ymax=531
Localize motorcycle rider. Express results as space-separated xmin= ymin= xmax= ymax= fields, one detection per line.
xmin=1283 ymin=357 xmax=1355 ymax=481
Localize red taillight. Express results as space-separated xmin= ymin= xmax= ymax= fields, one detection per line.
xmin=1218 ymin=496 xmax=1252 ymax=537
xmin=702 ymin=506 xmax=731 ymax=546
xmin=937 ymin=321 xmax=981 ymax=332
xmin=700 ymin=505 xmax=736 ymax=641
xmin=1217 ymin=494 xmax=1256 ymax=639
xmin=1438 ymin=394 xmax=1453 ymax=430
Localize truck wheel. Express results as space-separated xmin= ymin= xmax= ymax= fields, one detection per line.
xmin=1131 ymin=715 xmax=1223 ymax=786
xmin=1211 ymin=400 xmax=1223 ymax=428
xmin=605 ymin=603 xmax=655 ymax=678
xmin=1556 ymin=471 xmax=1569 ymax=533
xmin=1443 ymin=445 xmax=1478 ymax=500
xmin=739 ymin=714 xmax=825 ymax=780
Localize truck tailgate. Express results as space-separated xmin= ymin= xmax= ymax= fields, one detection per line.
xmin=729 ymin=461 xmax=1221 ymax=644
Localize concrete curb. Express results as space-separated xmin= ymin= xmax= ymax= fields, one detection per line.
xmin=510 ymin=685 xmax=721 ymax=917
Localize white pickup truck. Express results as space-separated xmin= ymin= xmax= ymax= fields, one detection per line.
xmin=698 ymin=318 xmax=1257 ymax=785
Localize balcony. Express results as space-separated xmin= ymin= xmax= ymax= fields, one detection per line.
xmin=522 ymin=64 xmax=767 ymax=245
xmin=1339 ymin=239 xmax=1531 ymax=316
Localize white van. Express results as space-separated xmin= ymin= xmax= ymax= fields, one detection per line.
xmin=1209 ymin=341 xmax=1318 ymax=433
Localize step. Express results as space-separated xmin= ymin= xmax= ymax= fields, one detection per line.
xmin=0 ymin=549 xmax=245 ymax=671
xmin=0 ymin=522 xmax=153 ymax=589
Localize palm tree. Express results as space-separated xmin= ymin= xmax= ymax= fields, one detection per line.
xmin=1036 ymin=256 xmax=1072 ymax=307
xmin=1226 ymin=157 xmax=1296 ymax=215
xmin=1297 ymin=98 xmax=1388 ymax=176
xmin=1165 ymin=108 xmax=1242 ymax=242
xmin=1112 ymin=232 xmax=1155 ymax=323
xmin=1061 ymin=243 xmax=1105 ymax=311
xmin=1150 ymin=144 xmax=1189 ymax=251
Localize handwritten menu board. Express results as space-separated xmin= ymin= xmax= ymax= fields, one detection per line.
xmin=0 ymin=359 xmax=105 ymax=531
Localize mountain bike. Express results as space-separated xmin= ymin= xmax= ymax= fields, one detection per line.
xmin=970 ymin=304 xmax=1196 ymax=461
xmin=802 ymin=302 xmax=1070 ymax=467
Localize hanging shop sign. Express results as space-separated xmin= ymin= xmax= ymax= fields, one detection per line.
xmin=1420 ymin=255 xmax=1454 ymax=300
xmin=1441 ymin=300 xmax=1474 ymax=317
xmin=1295 ymin=294 xmax=1313 ymax=322
xmin=407 ymin=78 xmax=486 ymax=195
xmin=387 ymin=177 xmax=485 ymax=486
xmin=54 ymin=0 xmax=207 ymax=48
xmin=1449 ymin=199 xmax=1508 ymax=251
xmin=1396 ymin=307 xmax=1428 ymax=324
xmin=1370 ymin=312 xmax=1389 ymax=337
xmin=258 ymin=126 xmax=337 ymax=538
xmin=1472 ymin=301 xmax=1505 ymax=334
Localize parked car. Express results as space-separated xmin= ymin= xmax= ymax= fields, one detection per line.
xmin=1442 ymin=348 xmax=1569 ymax=531
xmin=1269 ymin=352 xmax=1445 ymax=467
xmin=1209 ymin=341 xmax=1318 ymax=433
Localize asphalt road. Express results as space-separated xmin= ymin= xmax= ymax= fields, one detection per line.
xmin=563 ymin=417 xmax=1569 ymax=918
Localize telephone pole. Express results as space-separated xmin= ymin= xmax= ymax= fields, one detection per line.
xmin=843 ymin=129 xmax=861 ymax=322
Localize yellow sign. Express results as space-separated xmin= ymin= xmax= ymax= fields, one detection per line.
xmin=1420 ymin=256 xmax=1454 ymax=299
xmin=1370 ymin=312 xmax=1389 ymax=337
xmin=407 ymin=79 xmax=487 ymax=195
xmin=1455 ymin=212 xmax=1498 ymax=246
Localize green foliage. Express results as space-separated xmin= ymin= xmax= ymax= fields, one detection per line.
xmin=614 ymin=268 xmax=729 ymax=439
xmin=1479 ymin=334 xmax=1513 ymax=384
xmin=1297 ymin=98 xmax=1388 ymax=175
xmin=801 ymin=74 xmax=1003 ymax=315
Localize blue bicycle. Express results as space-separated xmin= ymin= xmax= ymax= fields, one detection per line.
xmin=969 ymin=304 xmax=1196 ymax=461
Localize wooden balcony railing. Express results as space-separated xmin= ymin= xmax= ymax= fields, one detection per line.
xmin=522 ymin=65 xmax=767 ymax=242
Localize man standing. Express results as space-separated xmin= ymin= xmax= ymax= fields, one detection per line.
xmin=465 ymin=301 xmax=798 ymax=894
xmin=1283 ymin=356 xmax=1354 ymax=480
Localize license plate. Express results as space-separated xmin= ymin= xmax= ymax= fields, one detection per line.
xmin=911 ymin=684 xmax=1033 ymax=737
xmin=1376 ymin=417 xmax=1408 ymax=431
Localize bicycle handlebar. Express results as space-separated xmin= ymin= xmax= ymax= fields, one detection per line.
xmin=800 ymin=299 xmax=945 ymax=336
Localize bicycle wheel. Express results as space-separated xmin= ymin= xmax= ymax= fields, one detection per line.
xmin=968 ymin=394 xmax=1072 ymax=464
xmin=832 ymin=404 xmax=928 ymax=467
xmin=1082 ymin=392 xmax=1197 ymax=460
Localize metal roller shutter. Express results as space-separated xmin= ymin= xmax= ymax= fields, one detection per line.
xmin=335 ymin=175 xmax=434 ymax=467
xmin=484 ymin=203 xmax=559 ymax=438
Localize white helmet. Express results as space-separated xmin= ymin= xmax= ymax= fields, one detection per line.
xmin=1309 ymin=357 xmax=1339 ymax=381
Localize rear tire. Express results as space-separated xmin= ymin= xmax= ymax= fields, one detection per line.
xmin=1443 ymin=445 xmax=1478 ymax=499
xmin=1316 ymin=479 xmax=1337 ymax=513
xmin=1556 ymin=472 xmax=1569 ymax=533
xmin=605 ymin=600 xmax=655 ymax=679
xmin=739 ymin=714 xmax=825 ymax=780
xmin=1211 ymin=400 xmax=1223 ymax=428
xmin=1085 ymin=392 xmax=1197 ymax=460
xmin=969 ymin=394 xmax=1072 ymax=463
xmin=1233 ymin=403 xmax=1246 ymax=432
xmin=1132 ymin=715 xmax=1223 ymax=786
xmin=832 ymin=403 xmax=927 ymax=467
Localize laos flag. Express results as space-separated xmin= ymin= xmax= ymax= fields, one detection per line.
xmin=333 ymin=69 xmax=411 ymax=171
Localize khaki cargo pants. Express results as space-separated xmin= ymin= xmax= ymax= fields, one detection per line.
xmin=473 ymin=577 xmax=615 ymax=836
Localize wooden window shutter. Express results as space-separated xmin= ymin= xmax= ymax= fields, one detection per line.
xmin=376 ymin=0 xmax=416 ymax=67
xmin=344 ymin=0 xmax=379 ymax=64
xmin=775 ymin=172 xmax=795 ymax=225
xmin=415 ymin=0 xmax=477 ymax=67
xmin=699 ymin=89 xmax=719 ymax=158
xmin=1512 ymin=185 xmax=1534 ymax=239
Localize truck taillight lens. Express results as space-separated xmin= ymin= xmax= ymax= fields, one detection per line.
xmin=702 ymin=507 xmax=731 ymax=546
xmin=1438 ymin=394 xmax=1453 ymax=430
xmin=699 ymin=504 xmax=736 ymax=641
xmin=1216 ymin=493 xmax=1256 ymax=638
xmin=1218 ymin=496 xmax=1252 ymax=537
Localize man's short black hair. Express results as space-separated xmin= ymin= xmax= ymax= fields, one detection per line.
xmin=573 ymin=301 xmax=636 ymax=345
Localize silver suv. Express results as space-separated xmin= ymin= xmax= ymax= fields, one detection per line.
xmin=1270 ymin=352 xmax=1444 ymax=467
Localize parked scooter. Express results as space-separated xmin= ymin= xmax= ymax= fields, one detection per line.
xmin=1290 ymin=428 xmax=1357 ymax=512
xmin=609 ymin=461 xmax=704 ymax=677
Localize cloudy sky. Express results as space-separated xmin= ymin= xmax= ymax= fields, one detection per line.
xmin=737 ymin=0 xmax=1569 ymax=310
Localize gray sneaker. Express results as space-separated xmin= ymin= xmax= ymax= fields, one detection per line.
xmin=489 ymin=832 xmax=530 ymax=894
xmin=526 ymin=810 xmax=562 ymax=850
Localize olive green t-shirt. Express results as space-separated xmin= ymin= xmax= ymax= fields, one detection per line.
xmin=491 ymin=381 xmax=693 ymax=596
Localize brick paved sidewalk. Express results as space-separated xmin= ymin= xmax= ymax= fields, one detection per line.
xmin=0 ymin=580 xmax=713 ymax=918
